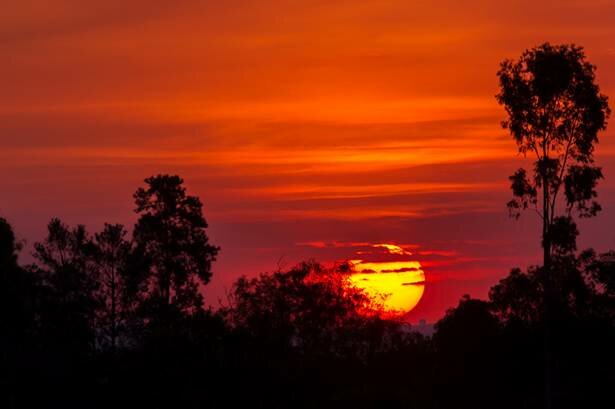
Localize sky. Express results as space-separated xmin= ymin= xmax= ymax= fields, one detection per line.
xmin=2 ymin=0 xmax=615 ymax=322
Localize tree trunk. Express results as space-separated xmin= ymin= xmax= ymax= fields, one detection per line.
xmin=110 ymin=268 xmax=117 ymax=353
xmin=543 ymin=173 xmax=555 ymax=409
xmin=159 ymin=268 xmax=171 ymax=330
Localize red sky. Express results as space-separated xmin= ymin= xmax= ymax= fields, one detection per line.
xmin=2 ymin=0 xmax=615 ymax=322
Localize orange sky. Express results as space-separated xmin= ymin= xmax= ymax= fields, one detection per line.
xmin=2 ymin=0 xmax=615 ymax=321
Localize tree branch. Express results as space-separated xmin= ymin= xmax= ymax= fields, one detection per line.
xmin=550 ymin=118 xmax=578 ymax=223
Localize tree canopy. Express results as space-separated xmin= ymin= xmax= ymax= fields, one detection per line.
xmin=133 ymin=175 xmax=219 ymax=322
xmin=497 ymin=43 xmax=610 ymax=261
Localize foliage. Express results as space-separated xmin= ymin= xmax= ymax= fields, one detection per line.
xmin=497 ymin=43 xmax=610 ymax=258
xmin=32 ymin=218 xmax=100 ymax=355
xmin=133 ymin=175 xmax=219 ymax=322
xmin=225 ymin=260 xmax=389 ymax=358
xmin=91 ymin=223 xmax=144 ymax=350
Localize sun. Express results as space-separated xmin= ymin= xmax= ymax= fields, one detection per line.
xmin=348 ymin=260 xmax=425 ymax=317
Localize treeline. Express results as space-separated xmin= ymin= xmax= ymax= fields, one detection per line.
xmin=1 ymin=174 xmax=614 ymax=409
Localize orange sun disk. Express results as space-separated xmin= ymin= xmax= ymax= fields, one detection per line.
xmin=349 ymin=260 xmax=426 ymax=317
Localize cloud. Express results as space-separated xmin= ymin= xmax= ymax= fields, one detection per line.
xmin=416 ymin=250 xmax=459 ymax=257
xmin=402 ymin=281 xmax=425 ymax=286
xmin=373 ymin=243 xmax=413 ymax=256
xmin=296 ymin=240 xmax=372 ymax=249
xmin=382 ymin=267 xmax=422 ymax=273
xmin=296 ymin=241 xmax=328 ymax=249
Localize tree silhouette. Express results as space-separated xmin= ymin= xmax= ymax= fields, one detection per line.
xmin=433 ymin=296 xmax=501 ymax=408
xmin=490 ymin=254 xmax=597 ymax=323
xmin=222 ymin=261 xmax=430 ymax=408
xmin=91 ymin=223 xmax=141 ymax=351
xmin=0 ymin=217 xmax=20 ymax=271
xmin=578 ymin=249 xmax=615 ymax=322
xmin=32 ymin=218 xmax=100 ymax=356
xmin=0 ymin=217 xmax=38 ymax=405
xmin=497 ymin=44 xmax=610 ymax=407
xmin=225 ymin=261 xmax=381 ymax=358
xmin=132 ymin=175 xmax=219 ymax=329
xmin=497 ymin=43 xmax=610 ymax=270
xmin=489 ymin=267 xmax=543 ymax=324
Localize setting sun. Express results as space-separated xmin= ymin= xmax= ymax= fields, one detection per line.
xmin=349 ymin=260 xmax=426 ymax=317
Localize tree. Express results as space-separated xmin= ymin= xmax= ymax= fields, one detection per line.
xmin=0 ymin=217 xmax=38 ymax=395
xmin=579 ymin=249 xmax=615 ymax=322
xmin=132 ymin=175 xmax=219 ymax=326
xmin=32 ymin=218 xmax=100 ymax=356
xmin=225 ymin=261 xmax=384 ymax=358
xmin=489 ymin=255 xmax=595 ymax=325
xmin=92 ymin=223 xmax=141 ymax=351
xmin=497 ymin=43 xmax=610 ymax=271
xmin=222 ymin=261 xmax=420 ymax=407
xmin=433 ymin=296 xmax=501 ymax=408
xmin=489 ymin=267 xmax=543 ymax=324
xmin=497 ymin=45 xmax=610 ymax=407
xmin=0 ymin=217 xmax=24 ymax=334
xmin=0 ymin=217 xmax=20 ymax=271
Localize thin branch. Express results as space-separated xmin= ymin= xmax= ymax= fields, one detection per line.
xmin=550 ymin=117 xmax=578 ymax=223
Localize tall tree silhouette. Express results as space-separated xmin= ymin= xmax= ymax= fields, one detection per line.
xmin=497 ymin=43 xmax=610 ymax=408
xmin=133 ymin=175 xmax=219 ymax=327
xmin=497 ymin=43 xmax=610 ymax=271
